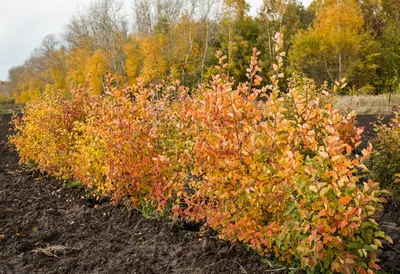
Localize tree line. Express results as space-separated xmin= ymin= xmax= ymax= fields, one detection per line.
xmin=8 ymin=0 xmax=400 ymax=102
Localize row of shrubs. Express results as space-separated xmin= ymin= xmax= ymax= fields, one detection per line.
xmin=10 ymin=35 xmax=393 ymax=273
xmin=369 ymin=113 xmax=400 ymax=200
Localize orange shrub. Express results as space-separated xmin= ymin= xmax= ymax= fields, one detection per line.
xmin=10 ymin=34 xmax=391 ymax=273
xmin=72 ymin=79 xmax=189 ymax=210
xmin=170 ymin=40 xmax=391 ymax=272
xmin=10 ymin=85 xmax=92 ymax=179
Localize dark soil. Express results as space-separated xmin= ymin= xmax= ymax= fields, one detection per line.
xmin=0 ymin=114 xmax=399 ymax=273
xmin=356 ymin=114 xmax=391 ymax=146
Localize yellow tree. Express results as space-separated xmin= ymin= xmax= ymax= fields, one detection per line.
xmin=139 ymin=34 xmax=169 ymax=83
xmin=85 ymin=50 xmax=109 ymax=94
xmin=124 ymin=35 xmax=144 ymax=84
xmin=169 ymin=14 xmax=203 ymax=85
xmin=65 ymin=48 xmax=88 ymax=88
xmin=9 ymin=35 xmax=68 ymax=103
xmin=64 ymin=0 xmax=128 ymax=83
xmin=290 ymin=0 xmax=376 ymax=87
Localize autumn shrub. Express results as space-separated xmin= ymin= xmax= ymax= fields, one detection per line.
xmin=10 ymin=86 xmax=92 ymax=178
xmin=10 ymin=33 xmax=391 ymax=273
xmin=170 ymin=37 xmax=391 ymax=273
xmin=71 ymin=79 xmax=189 ymax=210
xmin=369 ymin=113 xmax=400 ymax=199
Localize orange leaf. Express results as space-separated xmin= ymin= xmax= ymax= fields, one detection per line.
xmin=368 ymin=262 xmax=381 ymax=270
xmin=339 ymin=196 xmax=352 ymax=206
xmin=315 ymin=241 xmax=324 ymax=252
xmin=357 ymin=266 xmax=367 ymax=274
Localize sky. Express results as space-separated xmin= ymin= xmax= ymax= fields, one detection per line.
xmin=0 ymin=0 xmax=313 ymax=80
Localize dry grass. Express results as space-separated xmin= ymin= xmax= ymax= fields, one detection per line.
xmin=334 ymin=94 xmax=400 ymax=115
xmin=32 ymin=245 xmax=78 ymax=258
xmin=0 ymin=103 xmax=22 ymax=114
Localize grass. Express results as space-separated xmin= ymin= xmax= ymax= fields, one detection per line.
xmin=32 ymin=245 xmax=79 ymax=258
xmin=0 ymin=103 xmax=23 ymax=114
xmin=62 ymin=180 xmax=82 ymax=189
xmin=0 ymin=93 xmax=20 ymax=114
xmin=334 ymin=93 xmax=400 ymax=115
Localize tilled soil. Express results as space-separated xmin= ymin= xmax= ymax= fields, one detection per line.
xmin=0 ymin=113 xmax=399 ymax=273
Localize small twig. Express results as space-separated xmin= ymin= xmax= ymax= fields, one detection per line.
xmin=234 ymin=260 xmax=248 ymax=274
xmin=264 ymin=267 xmax=287 ymax=273
xmin=263 ymin=259 xmax=274 ymax=268
xmin=264 ymin=267 xmax=299 ymax=273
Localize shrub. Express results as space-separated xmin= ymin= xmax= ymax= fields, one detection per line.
xmin=10 ymin=33 xmax=391 ymax=273
xmin=0 ymin=93 xmax=14 ymax=105
xmin=170 ymin=41 xmax=390 ymax=273
xmin=71 ymin=78 xmax=189 ymax=210
xmin=369 ymin=113 xmax=400 ymax=199
xmin=10 ymin=86 xmax=91 ymax=178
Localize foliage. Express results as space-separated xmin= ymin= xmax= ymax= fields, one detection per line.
xmin=171 ymin=37 xmax=390 ymax=273
xmin=9 ymin=35 xmax=68 ymax=103
xmin=0 ymin=93 xmax=13 ymax=104
xmin=7 ymin=0 xmax=314 ymax=102
xmin=71 ymin=77 xmax=188 ymax=210
xmin=8 ymin=0 xmax=400 ymax=101
xmin=369 ymin=113 xmax=400 ymax=199
xmin=289 ymin=0 xmax=380 ymax=91
xmin=10 ymin=32 xmax=392 ymax=273
xmin=10 ymin=85 xmax=91 ymax=179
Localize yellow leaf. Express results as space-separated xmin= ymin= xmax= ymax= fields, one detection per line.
xmin=309 ymin=185 xmax=318 ymax=192
xmin=320 ymin=186 xmax=331 ymax=196
xmin=331 ymin=155 xmax=342 ymax=162
xmin=319 ymin=151 xmax=329 ymax=159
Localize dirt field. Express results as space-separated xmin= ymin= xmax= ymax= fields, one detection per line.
xmin=0 ymin=114 xmax=399 ymax=273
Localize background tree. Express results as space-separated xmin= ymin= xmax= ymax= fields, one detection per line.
xmin=64 ymin=0 xmax=129 ymax=85
xmin=10 ymin=35 xmax=67 ymax=102
xmin=7 ymin=0 xmax=400 ymax=99
xmin=289 ymin=0 xmax=379 ymax=91
xmin=257 ymin=0 xmax=313 ymax=84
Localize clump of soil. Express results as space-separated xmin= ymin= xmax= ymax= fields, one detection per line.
xmin=1 ymin=114 xmax=399 ymax=273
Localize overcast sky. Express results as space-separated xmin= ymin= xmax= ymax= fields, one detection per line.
xmin=0 ymin=0 xmax=312 ymax=80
